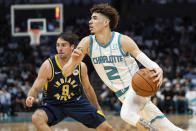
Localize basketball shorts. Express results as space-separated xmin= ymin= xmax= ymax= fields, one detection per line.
xmin=38 ymin=97 xmax=105 ymax=128
xmin=120 ymin=87 xmax=165 ymax=126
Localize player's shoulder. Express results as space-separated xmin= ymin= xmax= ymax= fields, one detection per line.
xmin=120 ymin=34 xmax=133 ymax=41
xmin=76 ymin=36 xmax=91 ymax=47
xmin=42 ymin=59 xmax=51 ymax=67
xmin=81 ymin=36 xmax=91 ymax=43
xmin=40 ymin=59 xmax=52 ymax=71
xmin=119 ymin=34 xmax=135 ymax=45
xmin=37 ymin=59 xmax=52 ymax=77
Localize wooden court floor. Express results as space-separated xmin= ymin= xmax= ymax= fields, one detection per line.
xmin=0 ymin=115 xmax=196 ymax=131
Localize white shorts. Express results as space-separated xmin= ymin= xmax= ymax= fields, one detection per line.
xmin=119 ymin=86 xmax=164 ymax=125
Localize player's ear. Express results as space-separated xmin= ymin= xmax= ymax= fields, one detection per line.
xmin=104 ymin=18 xmax=110 ymax=28
xmin=71 ymin=44 xmax=75 ymax=50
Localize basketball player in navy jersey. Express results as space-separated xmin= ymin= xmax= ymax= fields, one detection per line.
xmin=62 ymin=4 xmax=185 ymax=131
xmin=26 ymin=32 xmax=113 ymax=131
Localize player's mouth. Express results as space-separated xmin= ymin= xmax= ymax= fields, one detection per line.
xmin=89 ymin=25 xmax=93 ymax=30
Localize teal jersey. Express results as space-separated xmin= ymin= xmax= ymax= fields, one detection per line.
xmin=89 ymin=32 xmax=139 ymax=95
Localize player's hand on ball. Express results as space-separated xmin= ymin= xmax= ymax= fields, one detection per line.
xmin=26 ymin=96 xmax=35 ymax=107
xmin=150 ymin=68 xmax=163 ymax=87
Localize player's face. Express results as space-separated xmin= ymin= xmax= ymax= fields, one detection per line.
xmin=89 ymin=13 xmax=109 ymax=34
xmin=56 ymin=38 xmax=74 ymax=59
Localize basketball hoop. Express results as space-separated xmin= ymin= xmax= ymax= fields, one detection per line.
xmin=28 ymin=29 xmax=42 ymax=46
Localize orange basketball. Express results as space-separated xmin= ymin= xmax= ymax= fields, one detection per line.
xmin=132 ymin=68 xmax=159 ymax=97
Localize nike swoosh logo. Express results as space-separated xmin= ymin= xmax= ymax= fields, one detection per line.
xmin=77 ymin=96 xmax=81 ymax=101
xmin=55 ymin=71 xmax=61 ymax=75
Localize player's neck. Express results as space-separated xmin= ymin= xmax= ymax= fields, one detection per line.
xmin=57 ymin=55 xmax=70 ymax=67
xmin=95 ymin=29 xmax=113 ymax=45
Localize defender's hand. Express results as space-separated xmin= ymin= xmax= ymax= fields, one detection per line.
xmin=150 ymin=68 xmax=163 ymax=87
xmin=26 ymin=96 xmax=35 ymax=107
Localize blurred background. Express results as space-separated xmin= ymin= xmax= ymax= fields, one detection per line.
xmin=0 ymin=0 xmax=196 ymax=130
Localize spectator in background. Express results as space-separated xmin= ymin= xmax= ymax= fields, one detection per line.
xmin=161 ymin=82 xmax=175 ymax=113
xmin=21 ymin=81 xmax=31 ymax=96
xmin=174 ymin=83 xmax=188 ymax=114
xmin=151 ymin=95 xmax=163 ymax=112
xmin=113 ymin=99 xmax=122 ymax=114
xmin=100 ymin=84 xmax=117 ymax=111
xmin=0 ymin=87 xmax=11 ymax=118
xmin=15 ymin=87 xmax=26 ymax=112
xmin=184 ymin=67 xmax=196 ymax=89
xmin=186 ymin=86 xmax=196 ymax=114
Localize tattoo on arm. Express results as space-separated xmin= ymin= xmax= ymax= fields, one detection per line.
xmin=139 ymin=118 xmax=158 ymax=131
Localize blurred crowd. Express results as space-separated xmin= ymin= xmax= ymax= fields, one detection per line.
xmin=1 ymin=1 xmax=196 ymax=119
xmin=1 ymin=0 xmax=196 ymax=7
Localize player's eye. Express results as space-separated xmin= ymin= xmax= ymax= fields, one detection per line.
xmin=62 ymin=43 xmax=67 ymax=47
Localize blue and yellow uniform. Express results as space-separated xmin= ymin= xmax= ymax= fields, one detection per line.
xmin=38 ymin=55 xmax=105 ymax=128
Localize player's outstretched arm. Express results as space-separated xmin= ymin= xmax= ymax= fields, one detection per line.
xmin=120 ymin=35 xmax=163 ymax=87
xmin=80 ymin=62 xmax=104 ymax=115
xmin=26 ymin=60 xmax=51 ymax=107
xmin=62 ymin=36 xmax=90 ymax=77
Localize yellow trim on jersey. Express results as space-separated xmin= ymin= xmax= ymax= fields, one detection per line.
xmin=48 ymin=58 xmax=54 ymax=82
xmin=97 ymin=110 xmax=105 ymax=118
xmin=55 ymin=55 xmax=63 ymax=70
xmin=44 ymin=81 xmax=48 ymax=97
xmin=79 ymin=64 xmax=82 ymax=83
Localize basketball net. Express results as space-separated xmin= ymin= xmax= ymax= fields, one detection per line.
xmin=28 ymin=29 xmax=42 ymax=46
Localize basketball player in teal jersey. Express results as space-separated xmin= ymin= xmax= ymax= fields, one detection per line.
xmin=25 ymin=32 xmax=114 ymax=131
xmin=62 ymin=4 xmax=185 ymax=131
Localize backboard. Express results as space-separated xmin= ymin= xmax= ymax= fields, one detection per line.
xmin=11 ymin=4 xmax=63 ymax=37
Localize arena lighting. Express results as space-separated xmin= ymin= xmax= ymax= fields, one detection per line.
xmin=55 ymin=6 xmax=60 ymax=19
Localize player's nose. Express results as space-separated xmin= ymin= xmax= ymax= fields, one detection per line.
xmin=89 ymin=19 xmax=92 ymax=24
xmin=58 ymin=47 xmax=63 ymax=52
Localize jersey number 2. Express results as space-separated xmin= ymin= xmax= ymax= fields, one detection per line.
xmin=104 ymin=66 xmax=120 ymax=80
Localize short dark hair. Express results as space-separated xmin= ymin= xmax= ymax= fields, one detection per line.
xmin=90 ymin=4 xmax=119 ymax=30
xmin=57 ymin=32 xmax=79 ymax=46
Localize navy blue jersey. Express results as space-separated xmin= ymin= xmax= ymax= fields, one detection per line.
xmin=43 ymin=55 xmax=83 ymax=104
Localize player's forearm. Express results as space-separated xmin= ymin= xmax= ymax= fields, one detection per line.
xmin=27 ymin=88 xmax=39 ymax=99
xmin=135 ymin=52 xmax=160 ymax=69
xmin=85 ymin=87 xmax=103 ymax=112
xmin=62 ymin=58 xmax=78 ymax=77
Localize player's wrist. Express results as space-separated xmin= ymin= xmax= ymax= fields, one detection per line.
xmin=28 ymin=96 xmax=33 ymax=99
xmin=27 ymin=95 xmax=35 ymax=99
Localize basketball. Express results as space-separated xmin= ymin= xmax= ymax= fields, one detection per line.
xmin=132 ymin=68 xmax=159 ymax=97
